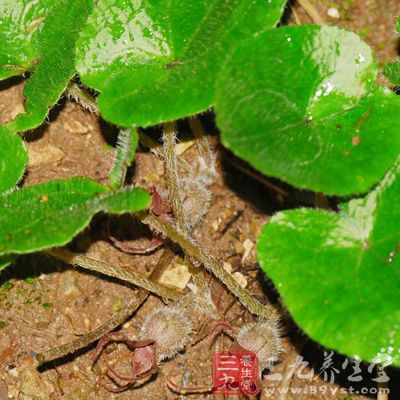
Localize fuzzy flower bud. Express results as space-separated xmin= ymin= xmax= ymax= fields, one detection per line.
xmin=140 ymin=306 xmax=192 ymax=361
xmin=236 ymin=320 xmax=281 ymax=370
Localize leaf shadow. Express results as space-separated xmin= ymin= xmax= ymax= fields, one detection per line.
xmin=258 ymin=273 xmax=400 ymax=399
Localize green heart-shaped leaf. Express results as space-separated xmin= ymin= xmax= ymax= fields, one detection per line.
xmin=216 ymin=25 xmax=400 ymax=195
xmin=0 ymin=0 xmax=53 ymax=80
xmin=0 ymin=129 xmax=28 ymax=194
xmin=258 ymin=157 xmax=400 ymax=366
xmin=0 ymin=177 xmax=150 ymax=256
xmin=76 ymin=0 xmax=287 ymax=127
xmin=1 ymin=0 xmax=93 ymax=133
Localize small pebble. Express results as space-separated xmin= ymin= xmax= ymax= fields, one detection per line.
xmin=158 ymin=258 xmax=192 ymax=290
xmin=212 ymin=218 xmax=221 ymax=231
xmin=223 ymin=262 xmax=233 ymax=273
xmin=327 ymin=7 xmax=340 ymax=18
xmin=58 ymin=270 xmax=82 ymax=299
xmin=10 ymin=104 xmax=24 ymax=119
xmin=241 ymin=239 xmax=255 ymax=264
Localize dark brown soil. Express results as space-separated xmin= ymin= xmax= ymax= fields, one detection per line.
xmin=1 ymin=1 xmax=399 ymax=399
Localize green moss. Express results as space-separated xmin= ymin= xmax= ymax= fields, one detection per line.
xmin=25 ymin=276 xmax=36 ymax=284
xmin=357 ymin=27 xmax=370 ymax=38
xmin=42 ymin=302 xmax=53 ymax=309
xmin=1 ymin=281 xmax=13 ymax=291
xmin=112 ymin=298 xmax=122 ymax=312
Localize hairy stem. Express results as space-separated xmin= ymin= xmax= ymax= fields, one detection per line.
xmin=108 ymin=128 xmax=137 ymax=190
xmin=66 ymin=82 xmax=98 ymax=113
xmin=162 ymin=122 xmax=189 ymax=235
xmin=36 ymin=290 xmax=149 ymax=364
xmin=141 ymin=214 xmax=277 ymax=321
xmin=138 ymin=129 xmax=191 ymax=175
xmin=189 ymin=117 xmax=212 ymax=162
xmin=47 ymin=248 xmax=181 ymax=301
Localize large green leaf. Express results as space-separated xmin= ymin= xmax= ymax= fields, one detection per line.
xmin=0 ymin=129 xmax=28 ymax=193
xmin=383 ymin=19 xmax=400 ymax=85
xmin=216 ymin=25 xmax=400 ymax=195
xmin=258 ymin=158 xmax=400 ymax=366
xmin=76 ymin=0 xmax=287 ymax=127
xmin=0 ymin=177 xmax=150 ymax=255
xmin=0 ymin=0 xmax=53 ymax=80
xmin=383 ymin=61 xmax=400 ymax=85
xmin=0 ymin=0 xmax=93 ymax=132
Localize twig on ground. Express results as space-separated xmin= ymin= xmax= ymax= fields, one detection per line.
xmin=47 ymin=248 xmax=181 ymax=301
xmin=141 ymin=213 xmax=277 ymax=321
xmin=162 ymin=122 xmax=189 ymax=236
xmin=166 ymin=377 xmax=212 ymax=395
xmin=137 ymin=129 xmax=163 ymax=155
xmin=36 ymin=290 xmax=149 ymax=364
xmin=189 ymin=117 xmax=213 ymax=162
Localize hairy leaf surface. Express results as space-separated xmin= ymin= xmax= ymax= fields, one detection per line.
xmin=383 ymin=61 xmax=400 ymax=85
xmin=0 ymin=0 xmax=52 ymax=80
xmin=0 ymin=177 xmax=150 ymax=255
xmin=76 ymin=0 xmax=287 ymax=127
xmin=0 ymin=0 xmax=93 ymax=132
xmin=0 ymin=129 xmax=28 ymax=194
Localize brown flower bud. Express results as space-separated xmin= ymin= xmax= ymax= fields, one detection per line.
xmin=140 ymin=306 xmax=192 ymax=361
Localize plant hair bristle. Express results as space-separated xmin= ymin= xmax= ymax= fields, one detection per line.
xmin=109 ymin=128 xmax=134 ymax=188
xmin=181 ymin=178 xmax=212 ymax=230
xmin=140 ymin=305 xmax=192 ymax=361
xmin=236 ymin=319 xmax=282 ymax=371
xmin=195 ymin=153 xmax=219 ymax=186
xmin=186 ymin=282 xmax=218 ymax=318
xmin=66 ymin=82 xmax=98 ymax=114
